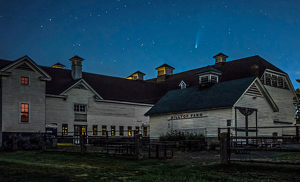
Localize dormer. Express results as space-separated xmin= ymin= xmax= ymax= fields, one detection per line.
xmin=179 ymin=80 xmax=187 ymax=89
xmin=195 ymin=66 xmax=222 ymax=86
xmin=52 ymin=62 xmax=66 ymax=69
xmin=155 ymin=63 xmax=175 ymax=82
xmin=126 ymin=71 xmax=146 ymax=80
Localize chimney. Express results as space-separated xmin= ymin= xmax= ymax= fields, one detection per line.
xmin=155 ymin=63 xmax=175 ymax=82
xmin=213 ymin=53 xmax=228 ymax=64
xmin=69 ymin=55 xmax=84 ymax=80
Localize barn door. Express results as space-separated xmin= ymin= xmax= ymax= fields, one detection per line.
xmin=74 ymin=125 xmax=87 ymax=144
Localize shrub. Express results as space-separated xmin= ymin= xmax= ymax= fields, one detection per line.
xmin=159 ymin=131 xmax=205 ymax=141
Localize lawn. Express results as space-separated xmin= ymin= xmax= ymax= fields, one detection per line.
xmin=0 ymin=150 xmax=300 ymax=182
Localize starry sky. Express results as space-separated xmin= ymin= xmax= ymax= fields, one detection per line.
xmin=1 ymin=0 xmax=300 ymax=88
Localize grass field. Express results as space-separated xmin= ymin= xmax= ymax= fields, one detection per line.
xmin=0 ymin=150 xmax=300 ymax=182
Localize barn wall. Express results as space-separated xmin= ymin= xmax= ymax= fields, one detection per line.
xmin=149 ymin=108 xmax=232 ymax=140
xmin=46 ymin=86 xmax=151 ymax=136
xmin=2 ymin=68 xmax=46 ymax=133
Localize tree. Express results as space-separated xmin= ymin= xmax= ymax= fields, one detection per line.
xmin=295 ymin=79 xmax=300 ymax=123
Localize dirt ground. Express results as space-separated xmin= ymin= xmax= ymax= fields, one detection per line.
xmin=167 ymin=150 xmax=220 ymax=163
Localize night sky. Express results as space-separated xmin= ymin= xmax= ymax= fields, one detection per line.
xmin=1 ymin=0 xmax=300 ymax=87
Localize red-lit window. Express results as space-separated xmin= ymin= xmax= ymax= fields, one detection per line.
xmin=21 ymin=103 xmax=29 ymax=122
xmin=21 ymin=77 xmax=29 ymax=85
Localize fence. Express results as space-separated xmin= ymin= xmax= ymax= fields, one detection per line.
xmin=218 ymin=126 xmax=300 ymax=164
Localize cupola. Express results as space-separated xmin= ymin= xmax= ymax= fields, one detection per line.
xmin=195 ymin=66 xmax=222 ymax=86
xmin=69 ymin=55 xmax=84 ymax=80
xmin=155 ymin=63 xmax=175 ymax=82
xmin=52 ymin=62 xmax=66 ymax=69
xmin=126 ymin=71 xmax=146 ymax=80
xmin=213 ymin=53 xmax=228 ymax=64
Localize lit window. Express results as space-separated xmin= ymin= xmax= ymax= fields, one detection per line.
xmin=21 ymin=103 xmax=29 ymax=122
xmin=128 ymin=126 xmax=132 ymax=136
xmin=62 ymin=124 xmax=68 ymax=135
xmin=21 ymin=77 xmax=29 ymax=85
xmin=102 ymin=125 xmax=107 ymax=136
xmin=93 ymin=125 xmax=97 ymax=135
xmin=135 ymin=126 xmax=139 ymax=134
xmin=81 ymin=126 xmax=87 ymax=135
xmin=119 ymin=126 xmax=124 ymax=136
xmin=143 ymin=127 xmax=147 ymax=137
xmin=111 ymin=126 xmax=115 ymax=136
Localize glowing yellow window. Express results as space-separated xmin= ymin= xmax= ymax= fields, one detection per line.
xmin=81 ymin=126 xmax=87 ymax=135
xmin=128 ymin=126 xmax=132 ymax=136
xmin=21 ymin=103 xmax=29 ymax=122
xmin=62 ymin=124 xmax=68 ymax=135
xmin=93 ymin=125 xmax=97 ymax=135
xmin=102 ymin=125 xmax=107 ymax=136
xmin=111 ymin=126 xmax=115 ymax=136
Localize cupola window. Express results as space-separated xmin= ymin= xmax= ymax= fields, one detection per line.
xmin=196 ymin=66 xmax=222 ymax=85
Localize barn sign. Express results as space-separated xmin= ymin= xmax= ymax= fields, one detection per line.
xmin=168 ymin=113 xmax=206 ymax=120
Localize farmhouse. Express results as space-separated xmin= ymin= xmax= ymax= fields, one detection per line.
xmin=0 ymin=53 xmax=297 ymax=146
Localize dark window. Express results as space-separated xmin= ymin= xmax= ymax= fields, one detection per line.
xmin=74 ymin=104 xmax=86 ymax=112
xmin=74 ymin=104 xmax=87 ymax=121
xmin=265 ymin=73 xmax=271 ymax=86
xmin=102 ymin=125 xmax=107 ymax=136
xmin=200 ymin=76 xmax=209 ymax=84
xmin=227 ymin=120 xmax=231 ymax=126
xmin=62 ymin=124 xmax=68 ymax=135
xmin=93 ymin=125 xmax=97 ymax=135
xmin=211 ymin=75 xmax=218 ymax=83
xmin=119 ymin=126 xmax=124 ymax=136
xmin=143 ymin=127 xmax=147 ymax=137
xmin=111 ymin=126 xmax=115 ymax=136
xmin=21 ymin=103 xmax=29 ymax=122
xmin=21 ymin=77 xmax=29 ymax=85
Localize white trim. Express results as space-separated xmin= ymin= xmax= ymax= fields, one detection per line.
xmin=45 ymin=94 xmax=68 ymax=99
xmin=0 ymin=56 xmax=51 ymax=80
xmin=60 ymin=79 xmax=103 ymax=99
xmin=94 ymin=99 xmax=154 ymax=107
xmin=233 ymin=78 xmax=279 ymax=112
xmin=179 ymin=80 xmax=186 ymax=89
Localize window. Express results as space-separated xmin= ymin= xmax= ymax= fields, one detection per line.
xmin=62 ymin=124 xmax=68 ymax=135
xmin=119 ymin=126 xmax=124 ymax=136
xmin=211 ymin=76 xmax=218 ymax=83
xmin=227 ymin=120 xmax=231 ymax=126
xmin=200 ymin=76 xmax=209 ymax=83
xmin=74 ymin=104 xmax=87 ymax=121
xmin=158 ymin=70 xmax=164 ymax=76
xmin=135 ymin=126 xmax=139 ymax=134
xmin=74 ymin=104 xmax=86 ymax=112
xmin=102 ymin=125 xmax=107 ymax=136
xmin=93 ymin=125 xmax=97 ymax=135
xmin=128 ymin=126 xmax=132 ymax=136
xmin=111 ymin=126 xmax=115 ymax=136
xmin=262 ymin=72 xmax=289 ymax=90
xmin=81 ymin=126 xmax=87 ymax=135
xmin=143 ymin=127 xmax=147 ymax=137
xmin=21 ymin=77 xmax=29 ymax=85
xmin=21 ymin=103 xmax=29 ymax=122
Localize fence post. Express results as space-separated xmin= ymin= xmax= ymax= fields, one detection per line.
xmin=12 ymin=133 xmax=18 ymax=151
xmin=80 ymin=134 xmax=86 ymax=154
xmin=296 ymin=126 xmax=299 ymax=144
xmin=220 ymin=132 xmax=230 ymax=164
xmin=41 ymin=133 xmax=46 ymax=151
xmin=135 ymin=131 xmax=143 ymax=159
